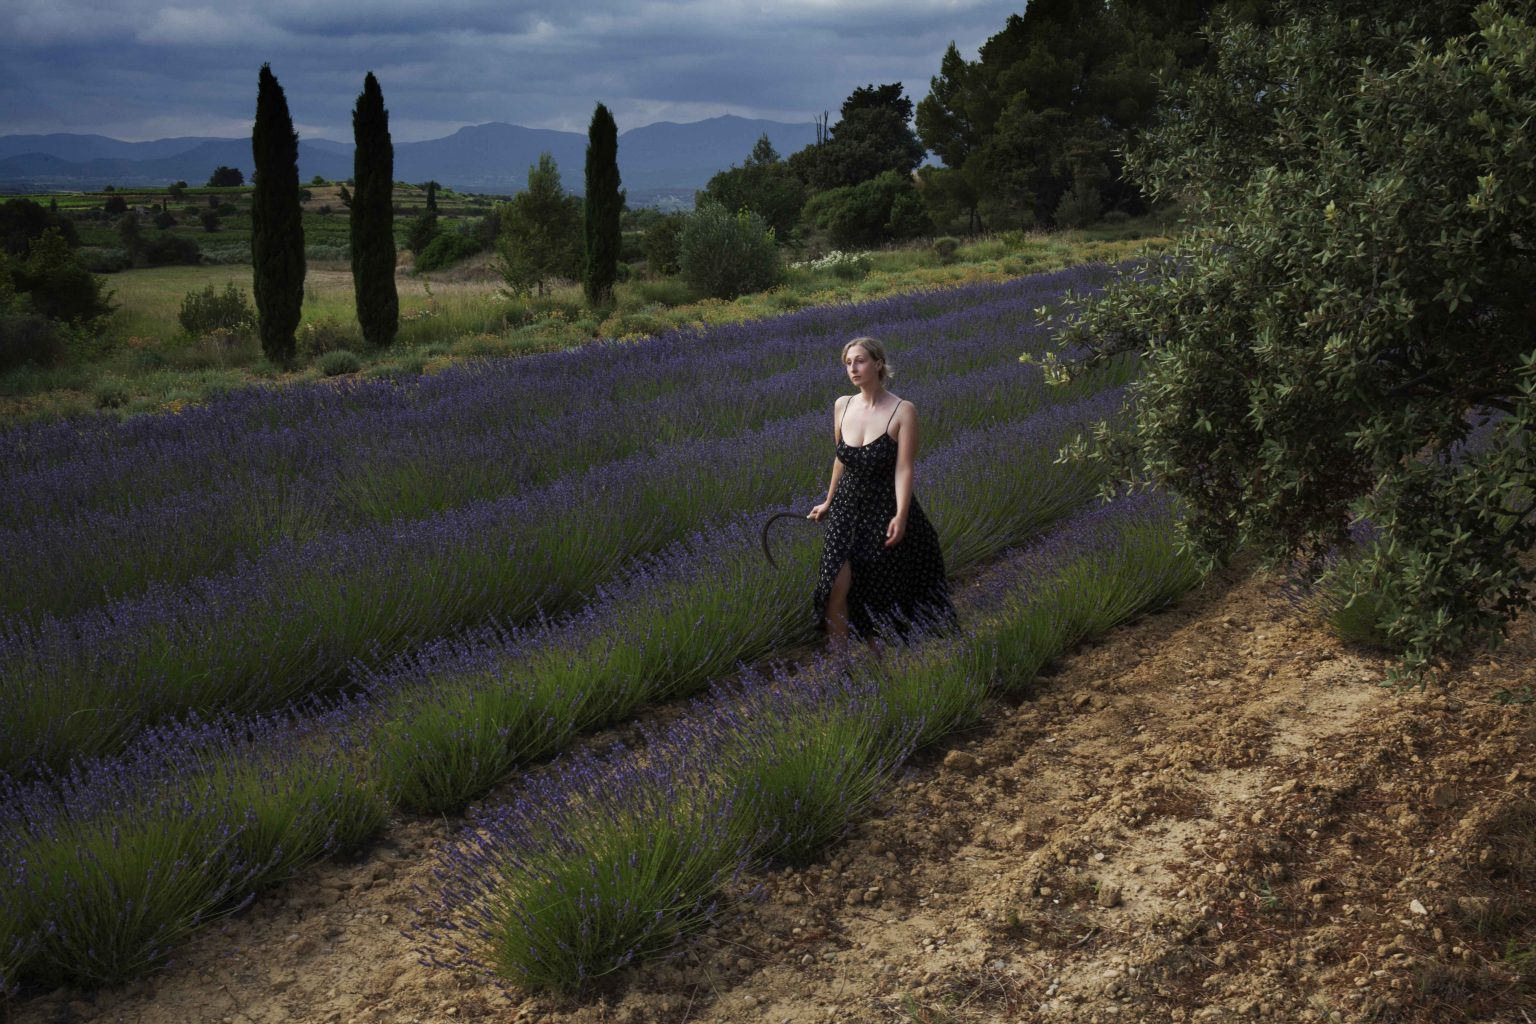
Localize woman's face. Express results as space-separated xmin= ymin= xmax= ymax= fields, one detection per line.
xmin=844 ymin=345 xmax=881 ymax=387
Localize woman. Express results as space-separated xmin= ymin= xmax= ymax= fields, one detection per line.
xmin=808 ymin=336 xmax=956 ymax=642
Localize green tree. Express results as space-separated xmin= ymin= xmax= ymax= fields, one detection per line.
xmin=498 ymin=153 xmax=582 ymax=296
xmin=790 ymin=83 xmax=924 ymax=191
xmin=0 ymin=197 xmax=80 ymax=256
xmin=1056 ymin=2 xmax=1536 ymax=679
xmin=916 ymin=1 xmax=1210 ymax=226
xmin=406 ymin=212 xmax=441 ymax=254
xmin=424 ymin=180 xmax=439 ymax=212
xmin=10 ymin=228 xmax=114 ymax=325
xmin=583 ymin=103 xmax=623 ymax=307
xmin=802 ymin=171 xmax=930 ymax=248
xmin=351 ymin=71 xmax=399 ymax=348
xmin=208 ymin=165 xmax=245 ymax=187
xmin=250 ymin=63 xmax=305 ymax=364
xmin=703 ymin=135 xmax=808 ymax=240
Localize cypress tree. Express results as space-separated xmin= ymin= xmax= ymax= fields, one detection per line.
xmin=351 ymin=72 xmax=398 ymax=348
xmin=583 ymin=102 xmax=622 ymax=307
xmin=251 ymin=64 xmax=305 ymax=364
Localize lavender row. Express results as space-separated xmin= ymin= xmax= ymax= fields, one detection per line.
xmin=0 ymin=267 xmax=1112 ymax=536
xmin=424 ymin=491 xmax=1201 ymax=991
xmin=0 ymin=370 xmax=1125 ymax=778
xmin=0 ymin=323 xmax=1122 ymax=626
xmin=0 ymin=266 xmax=1113 ymax=489
xmin=0 ymin=391 xmax=1123 ymax=992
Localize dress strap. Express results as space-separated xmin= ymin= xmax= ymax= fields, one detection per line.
xmin=838 ymin=395 xmax=852 ymax=441
xmin=885 ymin=398 xmax=904 ymax=431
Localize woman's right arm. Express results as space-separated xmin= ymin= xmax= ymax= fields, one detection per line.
xmin=809 ymin=398 xmax=847 ymax=521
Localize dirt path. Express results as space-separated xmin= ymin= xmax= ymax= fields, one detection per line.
xmin=15 ymin=565 xmax=1535 ymax=1024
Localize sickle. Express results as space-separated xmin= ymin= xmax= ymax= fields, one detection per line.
xmin=761 ymin=510 xmax=820 ymax=569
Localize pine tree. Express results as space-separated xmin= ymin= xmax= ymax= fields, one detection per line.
xmin=582 ymin=103 xmax=622 ymax=307
xmin=250 ymin=64 xmax=305 ymax=364
xmin=351 ymin=72 xmax=398 ymax=348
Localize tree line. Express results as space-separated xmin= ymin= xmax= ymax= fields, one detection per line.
xmin=247 ymin=66 xmax=624 ymax=363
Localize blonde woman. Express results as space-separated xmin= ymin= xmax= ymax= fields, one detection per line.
xmin=809 ymin=337 xmax=956 ymax=641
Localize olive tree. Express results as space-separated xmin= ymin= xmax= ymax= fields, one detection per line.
xmin=1053 ymin=3 xmax=1536 ymax=678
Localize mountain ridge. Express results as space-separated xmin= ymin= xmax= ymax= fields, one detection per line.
xmin=0 ymin=115 xmax=819 ymax=202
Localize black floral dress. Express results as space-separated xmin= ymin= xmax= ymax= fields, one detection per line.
xmin=813 ymin=399 xmax=957 ymax=639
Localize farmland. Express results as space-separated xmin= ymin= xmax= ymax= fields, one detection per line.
xmin=0 ymin=254 xmax=1529 ymax=1019
xmin=2 ymin=260 xmax=1532 ymax=1024
xmin=0 ymin=263 xmax=1205 ymax=995
xmin=0 ymin=194 xmax=1165 ymax=423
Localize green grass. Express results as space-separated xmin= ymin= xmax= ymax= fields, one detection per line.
xmin=1 ymin=213 xmax=1170 ymax=424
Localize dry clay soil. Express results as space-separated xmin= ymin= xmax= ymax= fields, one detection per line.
xmin=14 ymin=564 xmax=1536 ymax=1024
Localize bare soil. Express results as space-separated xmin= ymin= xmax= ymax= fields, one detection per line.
xmin=14 ymin=564 xmax=1535 ymax=1024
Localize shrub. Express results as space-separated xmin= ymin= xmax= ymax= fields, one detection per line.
xmin=177 ymin=284 xmax=255 ymax=336
xmin=93 ymin=377 xmax=130 ymax=408
xmin=140 ymin=234 xmax=200 ymax=267
xmin=103 ymin=195 xmax=127 ymax=216
xmin=153 ymin=212 xmax=176 ymax=230
xmin=217 ymin=203 xmax=238 ymax=217
xmin=200 ymin=211 xmax=221 ymax=232
xmin=207 ymin=166 xmax=244 ymax=187
xmin=932 ymin=236 xmax=961 ymax=264
xmin=299 ymin=317 xmax=361 ymax=359
xmin=643 ymin=215 xmax=684 ymax=276
xmin=413 ymin=231 xmax=481 ymax=273
xmin=628 ymin=276 xmax=694 ymax=307
xmin=1059 ymin=4 xmax=1536 ymax=679
xmin=0 ymin=310 xmax=68 ymax=372
xmin=77 ymin=247 xmax=132 ymax=274
xmin=317 ymin=349 xmax=361 ymax=376
xmin=678 ymin=202 xmax=779 ymax=300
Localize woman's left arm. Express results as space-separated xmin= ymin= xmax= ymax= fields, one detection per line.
xmin=887 ymin=403 xmax=918 ymax=548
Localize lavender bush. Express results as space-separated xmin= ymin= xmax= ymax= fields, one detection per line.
xmin=426 ymin=493 xmax=1200 ymax=992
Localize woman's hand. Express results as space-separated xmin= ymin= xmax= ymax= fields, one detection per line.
xmin=809 ymin=500 xmax=831 ymax=522
xmin=885 ymin=514 xmax=907 ymax=547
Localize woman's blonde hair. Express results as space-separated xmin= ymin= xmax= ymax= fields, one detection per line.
xmin=842 ymin=336 xmax=894 ymax=381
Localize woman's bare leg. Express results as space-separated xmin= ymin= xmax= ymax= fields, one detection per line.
xmin=825 ymin=561 xmax=853 ymax=641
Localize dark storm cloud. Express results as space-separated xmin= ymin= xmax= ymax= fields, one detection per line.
xmin=0 ymin=1 xmax=1023 ymax=142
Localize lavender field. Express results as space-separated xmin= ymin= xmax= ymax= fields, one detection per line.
xmin=0 ymin=264 xmax=1201 ymax=996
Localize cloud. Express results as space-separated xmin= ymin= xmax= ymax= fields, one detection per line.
xmin=0 ymin=0 xmax=1021 ymax=142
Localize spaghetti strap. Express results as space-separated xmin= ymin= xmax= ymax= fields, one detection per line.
xmin=838 ymin=396 xmax=851 ymax=442
xmin=884 ymin=398 xmax=903 ymax=431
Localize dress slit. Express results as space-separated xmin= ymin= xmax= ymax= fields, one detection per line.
xmin=811 ymin=423 xmax=956 ymax=640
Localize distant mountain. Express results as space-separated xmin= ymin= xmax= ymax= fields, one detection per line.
xmin=0 ymin=133 xmax=230 ymax=163
xmin=0 ymin=116 xmax=819 ymax=203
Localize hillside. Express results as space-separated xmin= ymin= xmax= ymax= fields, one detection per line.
xmin=14 ymin=563 xmax=1532 ymax=1024
xmin=0 ymin=115 xmax=819 ymax=198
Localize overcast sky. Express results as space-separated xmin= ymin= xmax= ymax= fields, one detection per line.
xmin=1 ymin=1 xmax=1023 ymax=142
